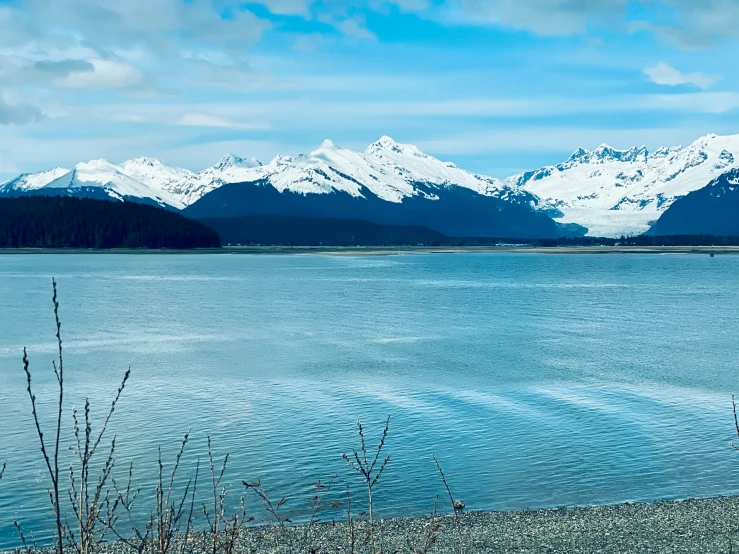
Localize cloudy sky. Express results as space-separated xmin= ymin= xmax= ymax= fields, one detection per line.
xmin=1 ymin=0 xmax=738 ymax=181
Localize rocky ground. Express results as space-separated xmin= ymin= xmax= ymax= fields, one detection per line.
xmin=9 ymin=496 xmax=739 ymax=553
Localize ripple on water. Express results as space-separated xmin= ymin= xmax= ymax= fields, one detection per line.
xmin=1 ymin=252 xmax=739 ymax=549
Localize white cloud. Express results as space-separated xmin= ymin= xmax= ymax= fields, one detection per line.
xmin=643 ymin=62 xmax=720 ymax=90
xmin=55 ymin=59 xmax=145 ymax=90
xmin=0 ymin=0 xmax=271 ymax=94
xmin=175 ymin=113 xmax=270 ymax=129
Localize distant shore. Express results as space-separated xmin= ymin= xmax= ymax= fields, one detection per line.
xmin=1 ymin=245 xmax=738 ymax=256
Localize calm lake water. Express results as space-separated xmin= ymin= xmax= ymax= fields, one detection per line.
xmin=1 ymin=252 xmax=738 ymax=548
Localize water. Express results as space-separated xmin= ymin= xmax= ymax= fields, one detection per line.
xmin=1 ymin=252 xmax=738 ymax=548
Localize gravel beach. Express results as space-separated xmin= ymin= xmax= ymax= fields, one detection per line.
xmin=230 ymin=496 xmax=739 ymax=553
xmin=10 ymin=496 xmax=739 ymax=553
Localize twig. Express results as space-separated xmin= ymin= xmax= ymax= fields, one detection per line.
xmin=346 ymin=485 xmax=355 ymax=554
xmin=154 ymin=430 xmax=195 ymax=554
xmin=13 ymin=520 xmax=36 ymax=554
xmin=342 ymin=416 xmax=390 ymax=554
xmin=299 ymin=476 xmax=338 ymax=551
xmin=22 ymin=278 xmax=65 ymax=554
xmin=242 ymin=480 xmax=291 ymax=528
xmin=410 ymin=496 xmax=441 ymax=554
xmin=434 ymin=456 xmax=463 ymax=554
xmin=732 ymin=395 xmax=739 ymax=450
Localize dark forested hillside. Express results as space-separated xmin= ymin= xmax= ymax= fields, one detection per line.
xmin=184 ymin=180 xmax=563 ymax=239
xmin=0 ymin=196 xmax=220 ymax=249
xmin=647 ymin=169 xmax=739 ymax=236
xmin=200 ymin=215 xmax=448 ymax=246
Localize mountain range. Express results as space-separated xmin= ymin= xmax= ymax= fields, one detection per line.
xmin=2 ymin=133 xmax=739 ymax=238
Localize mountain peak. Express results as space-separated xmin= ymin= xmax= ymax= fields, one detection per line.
xmin=125 ymin=157 xmax=164 ymax=167
xmin=566 ymin=144 xmax=649 ymax=166
xmin=76 ymin=159 xmax=117 ymax=170
xmin=214 ymin=154 xmax=245 ymax=170
xmin=369 ymin=136 xmax=399 ymax=149
xmin=366 ymin=135 xmax=413 ymax=157
xmin=569 ymin=147 xmax=590 ymax=161
xmin=211 ymin=154 xmax=262 ymax=172
xmin=376 ymin=135 xmax=398 ymax=146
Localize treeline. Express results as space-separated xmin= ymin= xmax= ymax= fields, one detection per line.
xmin=199 ymin=215 xmax=448 ymax=246
xmin=518 ymin=235 xmax=739 ymax=247
xmin=428 ymin=235 xmax=739 ymax=247
xmin=357 ymin=235 xmax=739 ymax=247
xmin=0 ymin=196 xmax=221 ymax=249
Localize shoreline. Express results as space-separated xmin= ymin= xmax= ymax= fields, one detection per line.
xmin=0 ymin=245 xmax=738 ymax=256
xmin=7 ymin=496 xmax=739 ymax=553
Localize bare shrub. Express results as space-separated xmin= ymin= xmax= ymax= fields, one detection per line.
xmin=11 ymin=280 xmax=465 ymax=554
xmin=204 ymin=436 xmax=251 ymax=554
xmin=342 ymin=416 xmax=391 ymax=554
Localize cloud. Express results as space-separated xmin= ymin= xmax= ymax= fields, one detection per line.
xmin=54 ymin=59 xmax=145 ymax=90
xmin=336 ymin=18 xmax=377 ymax=40
xmin=0 ymin=97 xmax=44 ymax=125
xmin=450 ymin=0 xmax=630 ymax=36
xmin=630 ymin=0 xmax=739 ymax=49
xmin=8 ymin=0 xmax=269 ymax=54
xmin=643 ymin=62 xmax=720 ymax=90
xmin=424 ymin=0 xmax=739 ymax=47
xmin=34 ymin=59 xmax=96 ymax=76
xmin=0 ymin=0 xmax=271 ymax=94
xmin=175 ymin=113 xmax=270 ymax=129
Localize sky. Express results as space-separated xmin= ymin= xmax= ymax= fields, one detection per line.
xmin=1 ymin=0 xmax=739 ymax=182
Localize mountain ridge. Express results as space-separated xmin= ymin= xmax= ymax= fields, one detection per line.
xmin=3 ymin=132 xmax=739 ymax=237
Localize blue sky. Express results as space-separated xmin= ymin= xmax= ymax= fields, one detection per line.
xmin=1 ymin=0 xmax=739 ymax=181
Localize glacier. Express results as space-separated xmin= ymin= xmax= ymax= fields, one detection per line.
xmin=511 ymin=133 xmax=739 ymax=237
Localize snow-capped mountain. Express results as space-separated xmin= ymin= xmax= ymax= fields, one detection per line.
xmin=0 ymin=136 xmax=533 ymax=209
xmin=0 ymin=167 xmax=70 ymax=192
xmin=3 ymin=132 xmax=739 ymax=237
xmin=181 ymin=137 xmax=559 ymax=238
xmin=43 ymin=159 xmax=184 ymax=209
xmin=512 ymin=133 xmax=739 ymax=237
xmin=251 ymin=136 xmax=531 ymax=204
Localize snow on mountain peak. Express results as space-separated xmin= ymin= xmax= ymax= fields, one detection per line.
xmin=212 ymin=154 xmax=251 ymax=171
xmin=565 ymin=144 xmax=649 ymax=166
xmin=569 ymin=147 xmax=590 ymax=161
xmin=40 ymin=159 xmax=182 ymax=208
xmin=318 ymin=139 xmax=339 ymax=150
xmin=369 ymin=136 xmax=400 ymax=150
xmin=517 ymin=131 xmax=739 ymax=237
xmin=365 ymin=136 xmax=427 ymax=160
xmin=0 ymin=167 xmax=70 ymax=192
xmin=124 ymin=157 xmax=165 ymax=167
